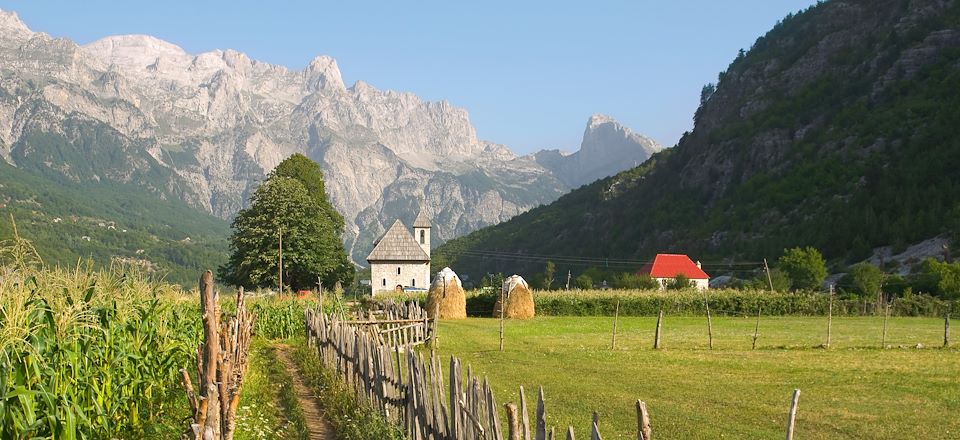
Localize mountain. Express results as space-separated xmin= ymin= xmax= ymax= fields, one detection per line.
xmin=435 ymin=0 xmax=960 ymax=279
xmin=533 ymin=114 xmax=661 ymax=188
xmin=0 ymin=160 xmax=229 ymax=285
xmin=0 ymin=10 xmax=658 ymax=265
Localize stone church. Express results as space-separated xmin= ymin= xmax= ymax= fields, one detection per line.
xmin=366 ymin=210 xmax=431 ymax=294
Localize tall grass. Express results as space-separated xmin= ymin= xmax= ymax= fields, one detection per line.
xmin=0 ymin=232 xmax=200 ymax=438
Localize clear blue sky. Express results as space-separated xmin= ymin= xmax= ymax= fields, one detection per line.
xmin=1 ymin=0 xmax=816 ymax=154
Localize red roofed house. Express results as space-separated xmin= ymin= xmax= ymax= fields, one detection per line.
xmin=638 ymin=254 xmax=710 ymax=290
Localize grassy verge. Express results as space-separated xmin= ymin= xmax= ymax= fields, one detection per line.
xmin=234 ymin=339 xmax=309 ymax=440
xmin=290 ymin=339 xmax=404 ymax=440
xmin=434 ymin=316 xmax=960 ymax=439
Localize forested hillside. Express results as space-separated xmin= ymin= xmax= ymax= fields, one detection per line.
xmin=436 ymin=0 xmax=960 ymax=279
xmin=0 ymin=161 xmax=228 ymax=285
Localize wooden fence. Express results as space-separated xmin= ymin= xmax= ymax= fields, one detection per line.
xmin=304 ymin=305 xmax=660 ymax=440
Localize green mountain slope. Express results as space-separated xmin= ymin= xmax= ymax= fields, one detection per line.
xmin=437 ymin=0 xmax=960 ymax=279
xmin=0 ymin=161 xmax=228 ymax=285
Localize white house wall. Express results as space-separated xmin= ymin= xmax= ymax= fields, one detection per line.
xmin=371 ymin=261 xmax=431 ymax=295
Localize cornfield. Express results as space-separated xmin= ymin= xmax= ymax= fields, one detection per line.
xmin=0 ymin=232 xmax=201 ymax=438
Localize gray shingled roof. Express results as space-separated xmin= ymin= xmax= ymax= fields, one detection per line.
xmin=413 ymin=209 xmax=432 ymax=228
xmin=366 ymin=219 xmax=430 ymax=262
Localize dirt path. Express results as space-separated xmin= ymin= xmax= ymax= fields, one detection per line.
xmin=274 ymin=345 xmax=337 ymax=440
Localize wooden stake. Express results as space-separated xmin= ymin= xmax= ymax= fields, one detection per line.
xmin=752 ymin=305 xmax=761 ymax=350
xmin=536 ymin=387 xmax=546 ymax=440
xmin=506 ymin=403 xmax=521 ymax=440
xmin=591 ymin=413 xmax=601 ymax=440
xmin=654 ymin=307 xmax=663 ymax=350
xmin=636 ymin=400 xmax=651 ymax=440
xmin=881 ymin=304 xmax=890 ymax=349
xmin=945 ymin=313 xmax=951 ymax=348
xmin=611 ymin=299 xmax=620 ymax=350
xmin=704 ymin=294 xmax=713 ymax=350
xmin=785 ymin=389 xmax=800 ymax=440
xmin=566 ymin=426 xmax=576 ymax=440
xmin=826 ymin=284 xmax=834 ymax=349
xmin=500 ymin=282 xmax=506 ymax=351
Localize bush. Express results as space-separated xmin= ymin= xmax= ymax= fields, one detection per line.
xmin=574 ymin=273 xmax=594 ymax=289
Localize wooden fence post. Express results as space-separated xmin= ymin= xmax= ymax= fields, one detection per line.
xmin=752 ymin=305 xmax=761 ymax=350
xmin=611 ymin=299 xmax=620 ymax=350
xmin=881 ymin=304 xmax=890 ymax=349
xmin=826 ymin=285 xmax=834 ymax=349
xmin=704 ymin=294 xmax=713 ymax=350
xmin=785 ymin=389 xmax=800 ymax=440
xmin=945 ymin=313 xmax=950 ymax=348
xmin=566 ymin=426 xmax=576 ymax=440
xmin=536 ymin=387 xmax=547 ymax=440
xmin=520 ymin=386 xmax=532 ymax=440
xmin=654 ymin=308 xmax=663 ymax=350
xmin=506 ymin=403 xmax=521 ymax=440
xmin=500 ymin=285 xmax=506 ymax=351
xmin=636 ymin=400 xmax=652 ymax=440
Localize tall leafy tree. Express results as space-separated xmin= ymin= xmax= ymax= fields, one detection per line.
xmin=268 ymin=153 xmax=345 ymax=234
xmin=220 ymin=158 xmax=353 ymax=290
xmin=778 ymin=247 xmax=827 ymax=291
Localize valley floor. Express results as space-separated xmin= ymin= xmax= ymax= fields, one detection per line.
xmin=433 ymin=316 xmax=959 ymax=439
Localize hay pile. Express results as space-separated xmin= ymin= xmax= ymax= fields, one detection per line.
xmin=492 ymin=274 xmax=535 ymax=319
xmin=427 ymin=267 xmax=466 ymax=319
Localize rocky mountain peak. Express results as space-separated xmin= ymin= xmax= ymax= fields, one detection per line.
xmin=84 ymin=35 xmax=189 ymax=70
xmin=0 ymin=9 xmax=33 ymax=41
xmin=534 ymin=114 xmax=662 ymax=188
xmin=305 ymin=55 xmax=344 ymax=92
xmin=585 ymin=113 xmax=618 ymax=129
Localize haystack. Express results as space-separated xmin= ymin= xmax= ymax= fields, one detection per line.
xmin=427 ymin=267 xmax=466 ymax=319
xmin=492 ymin=274 xmax=535 ymax=319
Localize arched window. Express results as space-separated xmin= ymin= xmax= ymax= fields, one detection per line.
xmin=382 ymin=278 xmax=386 ymax=286
xmin=420 ymin=230 xmax=425 ymax=244
xmin=397 ymin=267 xmax=401 ymax=275
xmin=412 ymin=279 xmax=416 ymax=287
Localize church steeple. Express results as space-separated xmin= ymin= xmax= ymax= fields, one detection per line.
xmin=413 ymin=209 xmax=431 ymax=257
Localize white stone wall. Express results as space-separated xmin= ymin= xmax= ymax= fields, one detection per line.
xmin=371 ymin=260 xmax=431 ymax=295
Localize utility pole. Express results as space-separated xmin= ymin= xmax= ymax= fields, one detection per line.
xmin=566 ymin=270 xmax=572 ymax=290
xmin=763 ymin=258 xmax=774 ymax=291
xmin=278 ymin=227 xmax=283 ymax=293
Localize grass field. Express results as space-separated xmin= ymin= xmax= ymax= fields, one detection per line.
xmin=433 ymin=316 xmax=960 ymax=439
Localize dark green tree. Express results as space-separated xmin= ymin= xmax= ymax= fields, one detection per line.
xmin=669 ymin=274 xmax=691 ymax=290
xmin=778 ymin=247 xmax=827 ymax=291
xmin=269 ymin=153 xmax=345 ymax=234
xmin=574 ymin=273 xmax=593 ymax=290
xmin=847 ymin=263 xmax=884 ymax=298
xmin=749 ymin=268 xmax=791 ymax=292
xmin=220 ymin=170 xmax=353 ymax=290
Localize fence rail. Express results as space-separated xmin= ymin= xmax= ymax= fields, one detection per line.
xmin=303 ymin=303 xmax=670 ymax=440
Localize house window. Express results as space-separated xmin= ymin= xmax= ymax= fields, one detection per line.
xmin=412 ymin=279 xmax=416 ymax=287
xmin=382 ymin=278 xmax=386 ymax=286
xmin=397 ymin=267 xmax=401 ymax=275
xmin=420 ymin=230 xmax=425 ymax=244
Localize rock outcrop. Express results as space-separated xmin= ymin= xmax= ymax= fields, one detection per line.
xmin=534 ymin=114 xmax=661 ymax=188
